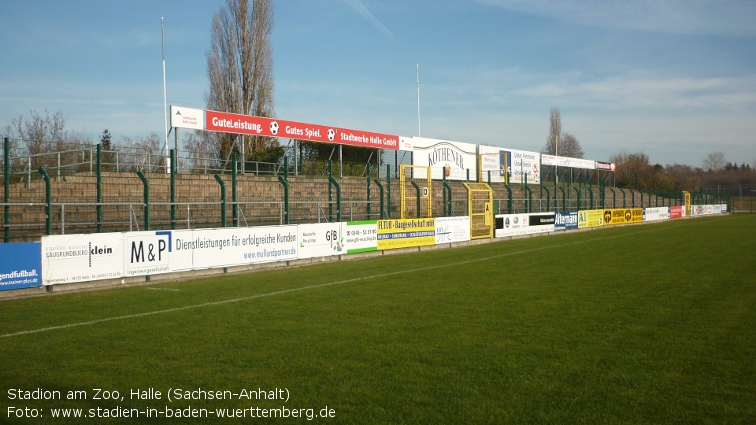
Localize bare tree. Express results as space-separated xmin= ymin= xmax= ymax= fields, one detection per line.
xmin=205 ymin=0 xmax=276 ymax=162
xmin=118 ymin=133 xmax=165 ymax=172
xmin=542 ymin=107 xmax=584 ymax=158
xmin=184 ymin=131 xmax=222 ymax=173
xmin=544 ymin=107 xmax=561 ymax=156
xmin=703 ymin=151 xmax=726 ymax=172
xmin=555 ymin=132 xmax=584 ymax=159
xmin=6 ymin=110 xmax=95 ymax=171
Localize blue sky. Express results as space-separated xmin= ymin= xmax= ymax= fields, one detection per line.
xmin=1 ymin=0 xmax=754 ymax=167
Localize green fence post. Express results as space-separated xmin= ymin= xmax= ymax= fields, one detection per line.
xmin=609 ymin=187 xmax=616 ymax=209
xmin=328 ymin=160 xmax=333 ymax=221
xmin=558 ymin=186 xmax=566 ymax=212
xmin=278 ymin=156 xmax=289 ymax=225
xmin=328 ymin=160 xmax=341 ymax=222
xmin=573 ymin=186 xmax=581 ymax=212
xmin=443 ymin=173 xmax=448 ymax=216
xmin=541 ymin=184 xmax=550 ymax=212
xmin=232 ymin=153 xmax=238 ymax=227
xmin=443 ymin=172 xmax=453 ymax=216
xmin=411 ymin=180 xmax=421 ymax=218
xmin=366 ymin=163 xmax=372 ymax=219
xmin=38 ymin=167 xmax=52 ymax=235
xmin=136 ymin=170 xmax=150 ymax=230
xmin=386 ymin=164 xmax=391 ymax=219
xmin=373 ymin=178 xmax=385 ymax=219
xmin=5 ymin=137 xmax=11 ymax=242
xmin=170 ymin=149 xmax=176 ymax=230
xmin=214 ymin=174 xmax=226 ymax=227
xmin=96 ymin=143 xmax=103 ymax=233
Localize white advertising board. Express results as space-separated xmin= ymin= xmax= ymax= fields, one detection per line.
xmin=495 ymin=213 xmax=554 ymax=238
xmin=343 ymin=221 xmax=378 ymax=254
xmin=42 ymin=233 xmax=125 ymax=285
xmin=643 ymin=207 xmax=670 ymax=222
xmin=541 ymin=154 xmax=596 ymax=170
xmin=477 ymin=145 xmax=509 ymax=183
xmin=170 ymin=105 xmax=205 ymax=130
xmin=178 ymin=225 xmax=298 ymax=269
xmin=401 ymin=137 xmax=477 ymax=181
xmin=124 ymin=230 xmax=193 ymax=276
xmin=435 ymin=216 xmax=471 ymax=244
xmin=494 ymin=213 xmax=530 ymax=238
xmin=479 ymin=145 xmax=540 ymax=184
xmin=298 ymin=222 xmax=345 ymax=259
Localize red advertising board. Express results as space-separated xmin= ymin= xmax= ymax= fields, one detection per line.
xmin=669 ymin=206 xmax=683 ymax=219
xmin=204 ymin=110 xmax=398 ymax=150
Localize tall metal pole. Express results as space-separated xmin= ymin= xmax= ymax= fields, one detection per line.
xmin=162 ymin=17 xmax=170 ymax=174
xmin=555 ymin=131 xmax=559 ymax=185
xmin=417 ymin=64 xmax=421 ymax=137
xmin=4 ymin=138 xmax=10 ymax=242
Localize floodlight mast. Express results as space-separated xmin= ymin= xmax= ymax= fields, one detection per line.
xmin=417 ymin=64 xmax=421 ymax=137
xmin=555 ymin=132 xmax=559 ymax=185
xmin=162 ymin=17 xmax=170 ymax=173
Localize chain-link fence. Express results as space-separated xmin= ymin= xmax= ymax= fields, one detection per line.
xmin=701 ymin=185 xmax=755 ymax=213
xmin=2 ymin=139 xmax=721 ymax=242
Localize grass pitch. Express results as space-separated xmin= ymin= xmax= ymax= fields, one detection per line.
xmin=1 ymin=215 xmax=755 ymax=424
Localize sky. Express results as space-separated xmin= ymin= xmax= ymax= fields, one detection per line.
xmin=1 ymin=0 xmax=755 ymax=168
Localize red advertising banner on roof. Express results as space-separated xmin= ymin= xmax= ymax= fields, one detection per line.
xmin=204 ymin=109 xmax=399 ymax=150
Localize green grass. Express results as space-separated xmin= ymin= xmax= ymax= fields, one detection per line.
xmin=1 ymin=215 xmax=755 ymax=424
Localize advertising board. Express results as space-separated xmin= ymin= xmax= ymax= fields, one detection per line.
xmin=495 ymin=213 xmax=554 ymax=237
xmin=479 ymin=145 xmax=540 ymax=184
xmin=541 ymin=154 xmax=596 ymax=170
xmin=494 ymin=213 xmax=529 ymax=238
xmin=205 ymin=109 xmax=398 ymax=150
xmin=401 ymin=137 xmax=477 ymax=181
xmin=477 ymin=145 xmax=509 ymax=183
xmin=0 ymin=242 xmax=41 ymax=291
xmin=669 ymin=206 xmax=684 ymax=219
xmin=170 ymin=105 xmax=204 ymax=130
xmin=298 ymin=222 xmax=346 ymax=259
xmin=578 ymin=210 xmax=604 ymax=229
xmin=182 ymin=225 xmax=298 ymax=269
xmin=554 ymin=212 xmax=579 ymax=231
xmin=377 ymin=218 xmax=436 ymax=250
xmin=643 ymin=207 xmax=669 ymax=222
xmin=435 ymin=216 xmax=471 ymax=244
xmin=603 ymin=208 xmax=643 ymax=225
xmin=343 ymin=221 xmax=378 ymax=254
xmin=41 ymin=233 xmax=125 ymax=285
xmin=125 ymin=230 xmax=193 ymax=277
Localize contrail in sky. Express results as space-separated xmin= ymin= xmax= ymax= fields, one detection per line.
xmin=341 ymin=0 xmax=396 ymax=40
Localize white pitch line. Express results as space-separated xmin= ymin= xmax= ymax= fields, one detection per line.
xmin=0 ymin=225 xmax=677 ymax=339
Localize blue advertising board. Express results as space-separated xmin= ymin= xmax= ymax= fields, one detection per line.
xmin=554 ymin=212 xmax=579 ymax=231
xmin=0 ymin=242 xmax=42 ymax=290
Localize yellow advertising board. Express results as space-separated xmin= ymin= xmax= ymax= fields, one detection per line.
xmin=577 ymin=210 xmax=604 ymax=229
xmin=377 ymin=218 xmax=436 ymax=250
xmin=603 ymin=208 xmax=643 ymax=226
